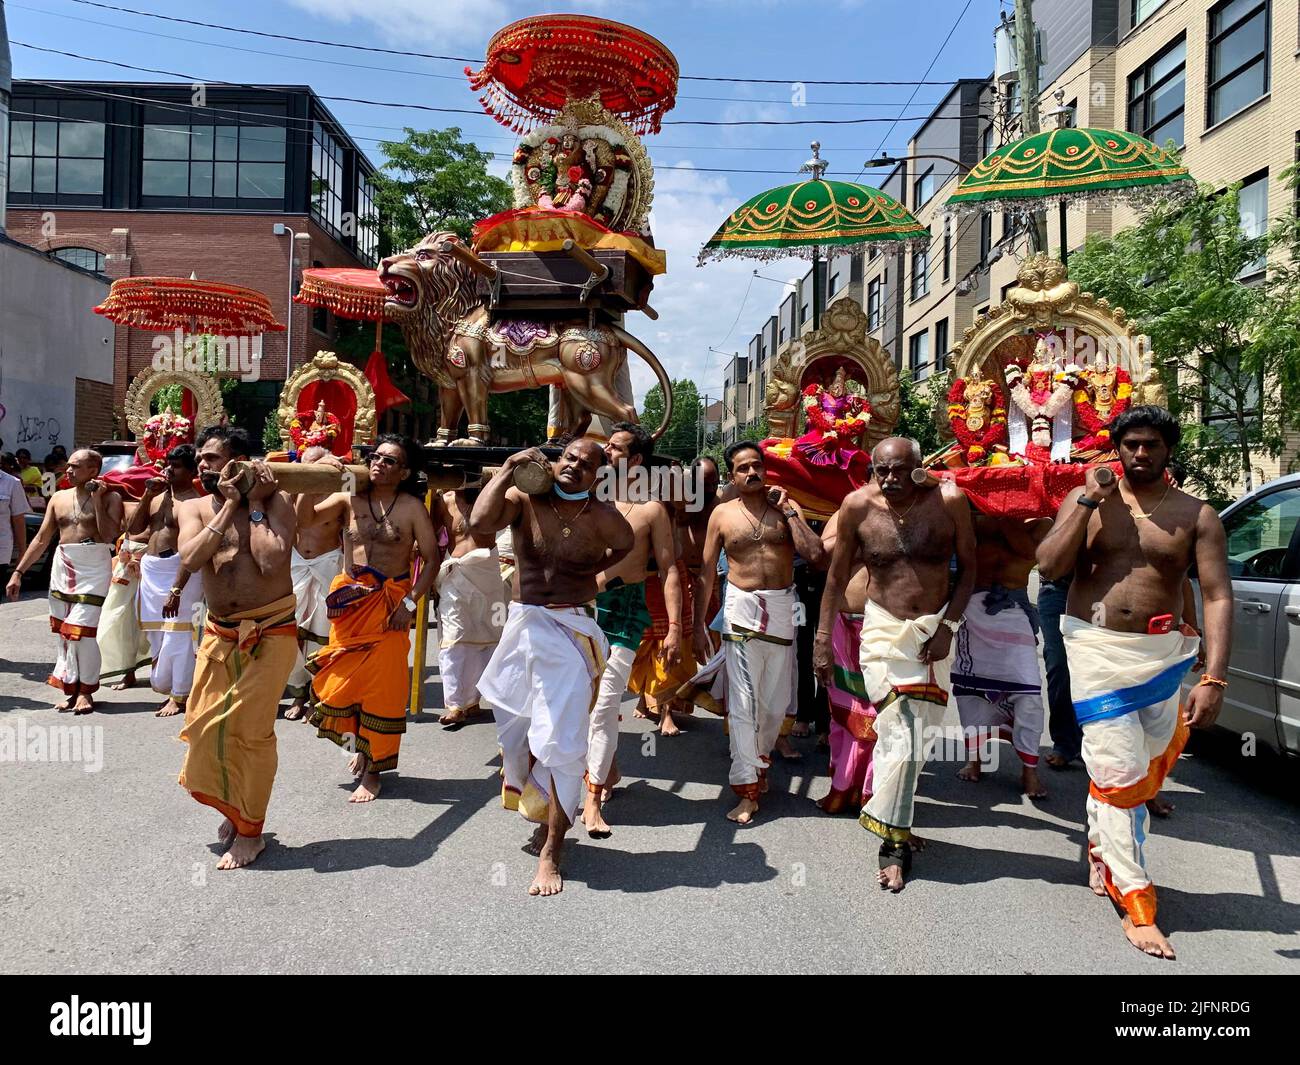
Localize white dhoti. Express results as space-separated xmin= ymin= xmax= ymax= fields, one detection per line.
xmin=98 ymin=538 xmax=151 ymax=682
xmin=586 ymin=644 xmax=637 ymax=790
xmin=138 ymin=552 xmax=203 ymax=700
xmin=478 ymin=602 xmax=607 ymax=825
xmin=858 ymin=600 xmax=954 ymax=863
xmin=284 ymin=548 xmax=343 ymax=699
xmin=48 ymin=543 xmax=113 ymax=697
xmin=1064 ymin=617 xmax=1198 ymax=927
xmin=719 ymin=585 xmax=797 ymax=800
xmin=952 ymin=587 xmax=1044 ymax=767
xmin=435 ymin=547 xmax=506 ymax=715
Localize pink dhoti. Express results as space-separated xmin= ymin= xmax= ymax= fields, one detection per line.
xmin=821 ymin=612 xmax=877 ymax=814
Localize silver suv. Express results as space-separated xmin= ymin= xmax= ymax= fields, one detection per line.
xmin=1200 ymin=473 xmax=1300 ymax=758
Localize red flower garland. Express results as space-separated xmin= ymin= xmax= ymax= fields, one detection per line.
xmin=802 ymin=383 xmax=869 ymax=440
xmin=947 ymin=377 xmax=1008 ymax=465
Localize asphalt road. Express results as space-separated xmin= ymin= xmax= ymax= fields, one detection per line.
xmin=2 ymin=590 xmax=1298 ymax=974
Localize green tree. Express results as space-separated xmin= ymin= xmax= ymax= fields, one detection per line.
xmin=700 ymin=414 xmax=771 ymax=472
xmin=896 ymin=369 xmax=945 ymax=458
xmin=371 ymin=127 xmax=513 ymax=253
xmin=641 ymin=378 xmax=706 ymax=461
xmin=1068 ymin=170 xmax=1300 ymax=502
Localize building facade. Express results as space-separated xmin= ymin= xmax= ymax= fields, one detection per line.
xmin=4 ymin=80 xmax=379 ymax=438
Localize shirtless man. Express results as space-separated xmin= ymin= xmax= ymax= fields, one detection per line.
xmin=8 ymin=449 xmax=124 ymax=713
xmin=694 ymin=441 xmax=826 ymax=824
xmin=176 ymin=425 xmax=297 ymax=870
xmin=297 ymin=436 xmax=440 ymax=801
xmin=953 ymin=515 xmax=1053 ymax=798
xmin=1037 ymin=406 xmax=1230 ymax=960
xmin=431 ymin=485 xmax=505 ymax=727
xmin=582 ymin=422 xmax=680 ymax=837
xmin=129 ymin=444 xmax=202 ymax=717
xmin=284 ymin=445 xmax=347 ymax=721
xmin=814 ymin=508 xmax=876 ymax=814
xmin=472 ymin=440 xmax=634 ymax=896
xmin=814 ymin=437 xmax=975 ymax=891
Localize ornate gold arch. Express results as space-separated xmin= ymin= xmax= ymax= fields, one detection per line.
xmin=124 ymin=366 xmax=225 ymax=436
xmin=277 ymin=350 xmax=377 ymax=452
xmin=764 ymin=297 xmax=900 ymax=448
xmin=949 ymin=254 xmax=1166 ymax=406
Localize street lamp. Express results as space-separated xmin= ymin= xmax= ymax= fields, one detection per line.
xmin=272 ymin=223 xmax=296 ymax=369
xmin=863 ymin=152 xmax=972 ymax=175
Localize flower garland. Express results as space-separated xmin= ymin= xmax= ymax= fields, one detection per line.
xmin=141 ymin=411 xmax=193 ymax=465
xmin=801 ymin=383 xmax=870 ymax=441
xmin=1005 ymin=363 xmax=1074 ymax=450
xmin=1073 ymin=367 xmax=1132 ymax=452
xmin=946 ymin=377 xmax=1007 ymax=465
xmin=289 ymin=411 xmax=341 ymax=455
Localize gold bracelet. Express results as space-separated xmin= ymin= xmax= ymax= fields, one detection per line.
xmin=1198 ymin=674 xmax=1228 ymax=689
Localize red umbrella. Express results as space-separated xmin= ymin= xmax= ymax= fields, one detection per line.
xmin=94 ymin=276 xmax=285 ymax=334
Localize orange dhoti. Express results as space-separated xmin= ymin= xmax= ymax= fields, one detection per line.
xmin=308 ymin=567 xmax=412 ymax=773
xmin=178 ymin=593 xmax=299 ymax=837
xmin=628 ymin=563 xmax=717 ymax=712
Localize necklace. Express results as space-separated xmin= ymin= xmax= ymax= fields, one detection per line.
xmin=548 ymin=496 xmax=591 ymax=538
xmin=71 ymin=489 xmax=93 ymax=523
xmin=1122 ymin=481 xmax=1172 ymax=521
xmin=884 ymin=494 xmax=918 ymax=524
xmin=741 ymin=502 xmax=772 ymax=541
xmin=367 ymin=491 xmax=396 ymax=526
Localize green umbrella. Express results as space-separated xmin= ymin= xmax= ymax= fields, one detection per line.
xmin=942 ymin=125 xmax=1192 ymax=217
xmin=698 ymin=176 xmax=930 ymax=266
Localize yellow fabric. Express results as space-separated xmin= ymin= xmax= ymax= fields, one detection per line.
xmin=178 ymin=593 xmax=298 ymax=837
xmin=474 ymin=211 xmax=667 ymax=275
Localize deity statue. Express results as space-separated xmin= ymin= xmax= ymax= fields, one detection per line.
xmin=793 ymin=366 xmax=872 ymax=470
xmin=1072 ymin=354 xmax=1133 ymax=457
xmin=289 ymin=398 xmax=341 ymax=457
xmin=946 ymin=368 xmax=1008 ymax=466
xmin=141 ymin=406 xmax=193 ymax=466
xmin=1004 ymin=337 xmax=1075 ymax=463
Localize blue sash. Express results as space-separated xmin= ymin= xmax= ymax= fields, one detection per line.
xmin=1073 ymin=654 xmax=1196 ymax=725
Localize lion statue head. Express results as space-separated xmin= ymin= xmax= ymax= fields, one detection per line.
xmin=379 ymin=232 xmax=481 ymax=382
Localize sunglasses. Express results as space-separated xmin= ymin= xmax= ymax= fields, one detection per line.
xmin=371 ymin=454 xmax=402 ymax=468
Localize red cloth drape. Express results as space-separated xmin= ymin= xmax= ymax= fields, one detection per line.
xmin=364 ymin=348 xmax=410 ymax=416
xmin=297 ymin=380 xmax=357 ymax=457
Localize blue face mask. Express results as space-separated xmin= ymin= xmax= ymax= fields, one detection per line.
xmin=553 ymin=484 xmax=590 ymax=501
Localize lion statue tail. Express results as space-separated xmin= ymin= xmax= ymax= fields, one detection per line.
xmin=609 ymin=325 xmax=674 ymax=442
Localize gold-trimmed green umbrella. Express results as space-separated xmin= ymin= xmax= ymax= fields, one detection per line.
xmin=941 ymin=125 xmax=1192 ymax=217
xmin=698 ymin=143 xmax=929 ymax=267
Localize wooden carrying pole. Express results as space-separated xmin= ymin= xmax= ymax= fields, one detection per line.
xmin=225 ymin=460 xmax=370 ymax=495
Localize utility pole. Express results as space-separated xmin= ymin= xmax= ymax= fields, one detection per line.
xmin=1014 ymin=0 xmax=1048 ymax=254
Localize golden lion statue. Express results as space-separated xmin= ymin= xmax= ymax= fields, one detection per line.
xmin=380 ymin=232 xmax=672 ymax=445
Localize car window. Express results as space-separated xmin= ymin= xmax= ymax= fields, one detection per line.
xmin=1222 ymin=486 xmax=1300 ymax=580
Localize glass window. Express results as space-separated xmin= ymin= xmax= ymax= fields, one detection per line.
xmin=53 ymin=247 xmax=105 ymax=272
xmin=142 ymin=108 xmax=284 ymax=204
xmin=311 ymin=121 xmax=347 ymax=237
xmin=913 ymin=166 xmax=935 ymax=209
xmin=1221 ymin=487 xmax=1300 ymax=580
xmin=911 ymin=246 xmax=929 ymax=300
xmin=942 ymin=218 xmax=951 ymax=281
xmin=1132 ymin=0 xmax=1168 ymax=28
xmin=1207 ymin=0 xmax=1270 ymax=126
xmin=1237 ymin=170 xmax=1268 ymax=276
xmin=909 ymin=330 xmax=931 ymax=381
xmin=934 ymin=318 xmax=949 ymax=363
xmin=979 ymin=213 xmax=992 ymax=264
xmin=1128 ymin=36 xmax=1186 ymax=147
xmin=867 ymin=278 xmax=882 ymax=330
xmin=7 ymin=100 xmax=105 ymax=200
xmin=356 ymin=171 xmax=378 ymax=265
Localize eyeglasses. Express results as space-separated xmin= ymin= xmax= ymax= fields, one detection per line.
xmin=371 ymin=454 xmax=401 ymax=468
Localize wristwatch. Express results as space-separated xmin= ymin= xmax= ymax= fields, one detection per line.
xmin=783 ymin=508 xmax=798 ymax=519
xmin=941 ymin=618 xmax=961 ymax=635
xmin=1077 ymin=496 xmax=1101 ymax=510
xmin=401 ymin=596 xmax=417 ymax=612
xmin=250 ymin=509 xmax=267 ymax=524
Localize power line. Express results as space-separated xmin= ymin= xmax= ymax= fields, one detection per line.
xmin=59 ymin=0 xmax=978 ymax=85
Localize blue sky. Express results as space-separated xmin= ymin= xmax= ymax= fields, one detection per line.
xmin=8 ymin=0 xmax=1002 ymax=402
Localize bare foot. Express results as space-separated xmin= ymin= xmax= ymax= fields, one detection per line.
xmin=1021 ymin=765 xmax=1048 ymax=799
xmin=439 ymin=704 xmax=478 ymax=726
xmin=582 ymin=792 xmax=611 ymax=838
xmin=908 ymin=835 xmax=927 ymax=853
xmin=659 ymin=709 xmax=681 ymax=736
xmin=726 ymin=797 xmax=759 ymax=824
xmin=791 ymin=721 xmax=811 ymax=738
xmin=54 ymin=696 xmax=73 ymax=712
xmin=877 ymin=864 xmax=906 ymax=892
xmin=283 ymin=697 xmax=307 ymax=721
xmin=110 ymin=671 xmax=136 ymax=692
xmin=216 ymin=833 xmax=265 ymax=870
xmin=957 ymin=759 xmax=982 ymax=783
xmin=1045 ymin=750 xmax=1075 ymax=770
xmin=1146 ymin=795 xmax=1174 ymax=818
xmin=528 ymin=856 xmax=563 ymax=897
xmin=522 ymin=823 xmax=548 ymax=857
xmin=1088 ymin=856 xmax=1108 ymax=896
xmin=774 ymin=734 xmax=802 ymax=761
xmin=155 ymin=698 xmax=182 ymax=718
xmin=1122 ymin=916 xmax=1176 ymax=959
xmin=349 ymin=772 xmax=381 ymax=803
xmin=632 ymin=695 xmax=652 ymax=720
xmin=346 ymin=746 xmax=368 ymax=779
xmin=218 ymin=818 xmax=237 ymax=847
xmin=72 ymin=694 xmax=94 ymax=715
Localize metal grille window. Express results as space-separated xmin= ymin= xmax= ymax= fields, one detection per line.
xmin=1128 ymin=35 xmax=1186 ymax=147
xmin=141 ymin=106 xmax=285 ymax=203
xmin=1207 ymin=0 xmax=1270 ymax=127
xmin=312 ymin=121 xmax=346 ymax=237
xmin=8 ymin=100 xmax=106 ymax=201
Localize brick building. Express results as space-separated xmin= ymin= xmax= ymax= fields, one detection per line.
xmin=4 ymin=80 xmax=379 ymax=439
